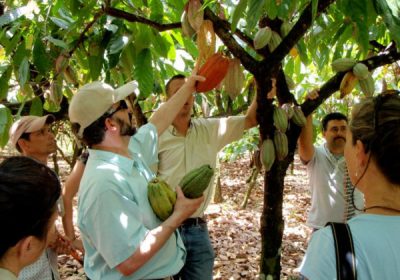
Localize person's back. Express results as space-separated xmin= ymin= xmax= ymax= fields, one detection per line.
xmin=300 ymin=92 xmax=400 ymax=279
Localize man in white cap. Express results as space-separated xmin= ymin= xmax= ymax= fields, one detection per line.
xmin=69 ymin=73 xmax=205 ymax=280
xmin=9 ymin=115 xmax=57 ymax=164
xmin=8 ymin=114 xmax=62 ymax=280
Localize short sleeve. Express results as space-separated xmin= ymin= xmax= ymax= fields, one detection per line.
xmin=81 ymin=189 xmax=149 ymax=268
xmin=129 ymin=123 xmax=158 ymax=167
xmin=300 ymin=228 xmax=337 ymax=279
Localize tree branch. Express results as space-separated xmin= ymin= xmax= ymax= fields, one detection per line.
xmin=204 ymin=8 xmax=259 ymax=74
xmin=103 ymin=6 xmax=181 ymax=31
xmin=301 ymin=49 xmax=400 ymax=115
xmin=261 ymin=0 xmax=335 ymax=70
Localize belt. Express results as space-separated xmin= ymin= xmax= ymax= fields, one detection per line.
xmin=180 ymin=217 xmax=206 ymax=227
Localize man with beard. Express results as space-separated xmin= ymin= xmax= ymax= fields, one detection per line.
xmin=8 ymin=115 xmax=67 ymax=280
xmin=68 ymin=77 xmax=205 ymax=280
xmin=298 ymin=91 xmax=364 ymax=231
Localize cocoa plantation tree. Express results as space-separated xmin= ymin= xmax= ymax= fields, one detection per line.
xmin=1 ymin=0 xmax=400 ymax=278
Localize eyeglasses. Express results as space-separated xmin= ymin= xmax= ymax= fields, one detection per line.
xmin=105 ymin=100 xmax=129 ymax=117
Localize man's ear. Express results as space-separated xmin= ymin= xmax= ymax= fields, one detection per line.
xmin=17 ymin=138 xmax=29 ymax=152
xmin=104 ymin=118 xmax=118 ymax=132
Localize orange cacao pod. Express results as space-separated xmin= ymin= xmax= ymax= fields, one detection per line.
xmin=196 ymin=53 xmax=230 ymax=93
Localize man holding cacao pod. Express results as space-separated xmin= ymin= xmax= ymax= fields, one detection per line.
xmin=68 ymin=73 xmax=205 ymax=280
xmin=155 ymin=74 xmax=259 ymax=280
xmin=298 ymin=90 xmax=364 ymax=231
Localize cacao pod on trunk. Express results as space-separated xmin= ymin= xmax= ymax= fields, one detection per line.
xmin=254 ymin=26 xmax=272 ymax=50
xmin=292 ymin=106 xmax=307 ymax=127
xmin=359 ymin=73 xmax=375 ymax=97
xmin=273 ymin=107 xmax=288 ymax=132
xmin=274 ymin=131 xmax=288 ymax=161
xmin=196 ymin=53 xmax=230 ymax=93
xmin=197 ymin=20 xmax=216 ymax=63
xmin=261 ymin=139 xmax=275 ymax=172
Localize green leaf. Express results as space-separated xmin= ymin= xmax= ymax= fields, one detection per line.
xmin=50 ymin=16 xmax=71 ymax=29
xmin=88 ymin=55 xmax=104 ymax=81
xmin=33 ymin=38 xmax=51 ymax=75
xmin=18 ymin=57 xmax=30 ymax=86
xmin=0 ymin=105 xmax=12 ymax=148
xmin=247 ymin=0 xmax=265 ymax=31
xmin=265 ymin=0 xmax=277 ymax=20
xmin=0 ymin=5 xmax=33 ymax=28
xmin=29 ymin=97 xmax=44 ymax=116
xmin=372 ymin=0 xmax=400 ymax=46
xmin=150 ymin=0 xmax=164 ymax=22
xmin=312 ymin=0 xmax=319 ymax=21
xmin=134 ymin=48 xmax=153 ymax=98
xmin=0 ymin=67 xmax=12 ymax=100
xmin=44 ymin=36 xmax=69 ymax=49
xmin=231 ymin=0 xmax=248 ymax=33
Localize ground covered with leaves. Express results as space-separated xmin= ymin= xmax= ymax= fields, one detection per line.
xmin=56 ymin=154 xmax=311 ymax=279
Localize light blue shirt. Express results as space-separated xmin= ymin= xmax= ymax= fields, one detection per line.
xmin=300 ymin=214 xmax=400 ymax=279
xmin=77 ymin=123 xmax=185 ymax=280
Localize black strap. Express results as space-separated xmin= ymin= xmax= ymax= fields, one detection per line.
xmin=327 ymin=222 xmax=357 ymax=280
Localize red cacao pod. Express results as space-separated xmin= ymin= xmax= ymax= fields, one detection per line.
xmin=196 ymin=53 xmax=230 ymax=93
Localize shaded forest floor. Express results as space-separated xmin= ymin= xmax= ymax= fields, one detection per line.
xmin=56 ymin=154 xmax=312 ymax=279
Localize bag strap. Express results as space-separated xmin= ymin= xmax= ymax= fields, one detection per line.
xmin=327 ymin=222 xmax=357 ymax=280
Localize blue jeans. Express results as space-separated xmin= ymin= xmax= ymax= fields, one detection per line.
xmin=176 ymin=222 xmax=215 ymax=280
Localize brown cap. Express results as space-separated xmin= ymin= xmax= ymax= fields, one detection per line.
xmin=9 ymin=115 xmax=55 ymax=147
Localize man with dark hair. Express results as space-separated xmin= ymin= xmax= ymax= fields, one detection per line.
xmin=155 ymin=74 xmax=260 ymax=280
xmin=8 ymin=115 xmax=64 ymax=280
xmin=298 ymin=90 xmax=364 ymax=231
xmin=68 ymin=74 xmax=205 ymax=279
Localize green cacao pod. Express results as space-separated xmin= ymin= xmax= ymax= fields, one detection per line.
xmin=254 ymin=26 xmax=272 ymax=50
xmin=148 ymin=178 xmax=177 ymax=221
xmin=331 ymin=58 xmax=357 ymax=72
xmin=352 ymin=63 xmax=369 ymax=80
xmin=260 ymin=139 xmax=275 ymax=172
xmin=268 ymin=31 xmax=282 ymax=52
xmin=359 ymin=73 xmax=375 ymax=97
xmin=273 ymin=131 xmax=288 ymax=161
xmin=273 ymin=107 xmax=288 ymax=132
xmin=292 ymin=106 xmax=307 ymax=127
xmin=179 ymin=164 xmax=214 ymax=198
xmin=281 ymin=103 xmax=294 ymax=119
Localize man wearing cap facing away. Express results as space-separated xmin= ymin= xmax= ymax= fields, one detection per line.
xmin=8 ymin=115 xmax=63 ymax=280
xmin=68 ymin=72 xmax=205 ymax=280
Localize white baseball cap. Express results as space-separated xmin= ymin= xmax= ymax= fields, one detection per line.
xmin=9 ymin=115 xmax=55 ymax=147
xmin=68 ymin=81 xmax=138 ymax=137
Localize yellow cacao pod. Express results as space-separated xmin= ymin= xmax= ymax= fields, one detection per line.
xmin=274 ymin=131 xmax=289 ymax=161
xmin=197 ymin=20 xmax=216 ymax=63
xmin=352 ymin=63 xmax=369 ymax=80
xmin=148 ymin=178 xmax=177 ymax=221
xmin=181 ymin=10 xmax=196 ymax=38
xmin=273 ymin=107 xmax=288 ymax=132
xmin=187 ymin=0 xmax=204 ymax=32
xmin=359 ymin=73 xmax=375 ymax=97
xmin=254 ymin=26 xmax=272 ymax=50
xmin=261 ymin=139 xmax=275 ymax=172
xmin=223 ymin=58 xmax=244 ymax=100
xmin=340 ymin=71 xmax=358 ymax=98
xmin=331 ymin=58 xmax=356 ymax=72
xmin=292 ymin=106 xmax=307 ymax=127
